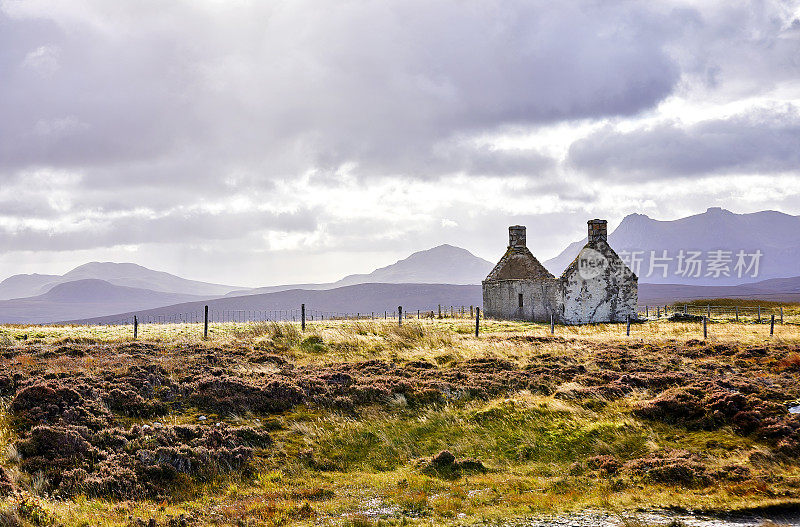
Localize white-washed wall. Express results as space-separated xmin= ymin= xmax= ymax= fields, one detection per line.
xmin=560 ymin=244 xmax=638 ymax=324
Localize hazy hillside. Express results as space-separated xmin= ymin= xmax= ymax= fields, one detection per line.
xmin=544 ymin=208 xmax=800 ymax=285
xmin=0 ymin=273 xmax=61 ymax=300
xmin=335 ymin=244 xmax=493 ymax=286
xmin=69 ymin=283 xmax=484 ymax=324
xmin=0 ymin=262 xmax=242 ymax=300
xmin=226 ymin=244 xmax=494 ymax=296
xmin=4 ymin=209 xmax=800 ymax=324
xmin=638 ymin=276 xmax=800 ymax=305
xmin=66 ymin=276 xmax=800 ymax=325
xmin=0 ymin=279 xmax=204 ymax=324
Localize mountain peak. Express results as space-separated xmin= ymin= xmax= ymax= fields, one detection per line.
xmin=336 ymin=244 xmax=493 ymax=286
xmin=66 ymin=261 xmax=150 ymax=274
xmin=545 ymin=208 xmax=800 ymax=285
xmin=618 ymin=213 xmax=652 ymax=225
xmin=0 ymin=261 xmax=242 ymax=300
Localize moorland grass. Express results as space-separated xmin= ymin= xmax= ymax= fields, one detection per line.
xmin=0 ymin=318 xmax=799 ymax=525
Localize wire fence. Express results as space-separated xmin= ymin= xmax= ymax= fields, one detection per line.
xmin=101 ymin=304 xmax=482 ymax=326
xmin=637 ymin=303 xmax=790 ymax=323
xmin=101 ymin=303 xmax=796 ymax=327
xmin=60 ymin=299 xmax=798 ymax=342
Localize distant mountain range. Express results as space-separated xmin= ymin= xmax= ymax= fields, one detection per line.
xmin=638 ymin=276 xmax=800 ymax=306
xmin=0 ymin=245 xmax=494 ymax=323
xmin=224 ymin=244 xmax=494 ymax=296
xmin=66 ymin=283 xmax=484 ymax=324
xmin=337 ymin=244 xmax=493 ymax=286
xmin=0 ymin=262 xmax=241 ymax=300
xmin=544 ymin=208 xmax=800 ymax=285
xmin=65 ymin=276 xmax=800 ymax=325
xmin=0 ymin=279 xmax=204 ymax=324
xmin=1 ymin=208 xmax=799 ymax=324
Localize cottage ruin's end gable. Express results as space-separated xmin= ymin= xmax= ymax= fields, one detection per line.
xmin=559 ymin=220 xmax=638 ymax=324
xmin=485 ymin=226 xmax=554 ymax=281
xmin=482 ymin=219 xmax=638 ymax=324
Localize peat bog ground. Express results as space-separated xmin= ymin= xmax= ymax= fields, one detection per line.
xmin=0 ymin=316 xmax=799 ymax=526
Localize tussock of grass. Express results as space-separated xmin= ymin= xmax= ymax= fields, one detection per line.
xmin=231 ymin=320 xmax=302 ymax=344
xmin=294 ymin=395 xmax=648 ymax=474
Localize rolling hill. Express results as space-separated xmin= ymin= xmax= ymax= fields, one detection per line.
xmin=225 ymin=244 xmax=494 ymax=296
xmin=335 ymin=244 xmax=493 ymax=286
xmin=66 ymin=283 xmax=484 ymax=324
xmin=637 ymin=276 xmax=800 ymax=306
xmin=66 ymin=276 xmax=800 ymax=326
xmin=0 ymin=279 xmax=205 ymax=324
xmin=0 ymin=262 xmax=242 ymax=300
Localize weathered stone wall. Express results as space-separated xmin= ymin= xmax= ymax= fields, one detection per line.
xmin=482 ymin=278 xmax=561 ymax=322
xmin=560 ymin=242 xmax=638 ymax=324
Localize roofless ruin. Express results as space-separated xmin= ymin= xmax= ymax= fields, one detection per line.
xmin=482 ymin=220 xmax=638 ymax=324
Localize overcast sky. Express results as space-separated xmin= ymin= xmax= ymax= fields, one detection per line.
xmin=1 ymin=0 xmax=799 ymax=287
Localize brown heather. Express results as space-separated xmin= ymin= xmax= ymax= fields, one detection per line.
xmin=0 ymin=317 xmax=797 ymax=525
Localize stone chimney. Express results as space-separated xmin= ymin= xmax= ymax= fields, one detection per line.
xmin=508 ymin=225 xmax=526 ymax=248
xmin=588 ymin=219 xmax=607 ymax=244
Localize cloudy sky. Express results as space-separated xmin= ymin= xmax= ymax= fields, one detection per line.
xmin=1 ymin=0 xmax=799 ymax=287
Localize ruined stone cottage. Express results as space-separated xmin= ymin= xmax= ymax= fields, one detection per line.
xmin=482 ymin=220 xmax=638 ymax=324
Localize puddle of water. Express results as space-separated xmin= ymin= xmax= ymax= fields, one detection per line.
xmin=496 ymin=509 xmax=800 ymax=527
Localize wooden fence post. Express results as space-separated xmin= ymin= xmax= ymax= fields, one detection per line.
xmin=646 ymin=306 xmax=649 ymax=318
xmin=707 ymin=304 xmax=711 ymax=319
xmin=470 ymin=305 xmax=474 ymax=318
xmin=475 ymin=307 xmax=480 ymax=337
xmin=770 ymin=315 xmax=775 ymax=336
xmin=626 ymin=315 xmax=630 ymax=337
xmin=781 ymin=306 xmax=784 ymax=324
xmin=657 ymin=306 xmax=661 ymax=318
xmin=735 ymin=306 xmax=739 ymax=323
xmin=301 ymin=304 xmax=306 ymax=332
xmin=134 ymin=315 xmax=138 ymax=340
xmin=398 ymin=306 xmax=402 ymax=326
xmin=203 ymin=306 xmax=208 ymax=339
xmin=758 ymin=306 xmax=762 ymax=323
xmin=438 ymin=304 xmax=442 ymax=319
xmin=703 ymin=316 xmax=707 ymax=340
xmin=550 ymin=313 xmax=555 ymax=335
xmin=684 ymin=304 xmax=688 ymax=314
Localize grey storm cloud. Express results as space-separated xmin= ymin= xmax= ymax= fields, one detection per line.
xmin=568 ymin=105 xmax=800 ymax=178
xmin=0 ymin=1 xmax=683 ymax=182
xmin=0 ymin=0 xmax=799 ymax=275
xmin=0 ymin=208 xmax=317 ymax=252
